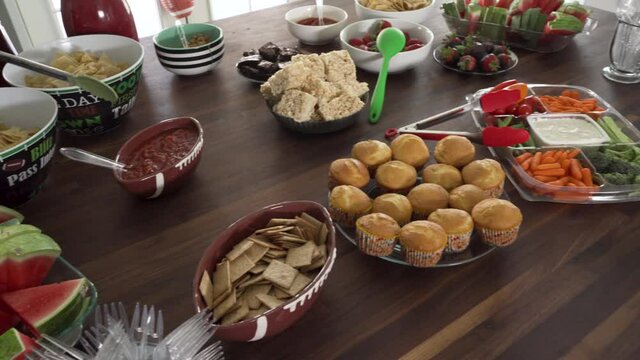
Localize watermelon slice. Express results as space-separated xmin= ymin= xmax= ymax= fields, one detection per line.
xmin=1 ymin=278 xmax=88 ymax=337
xmin=0 ymin=302 xmax=18 ymax=334
xmin=0 ymin=207 xmax=23 ymax=227
xmin=0 ymin=328 xmax=36 ymax=360
xmin=0 ymin=225 xmax=60 ymax=293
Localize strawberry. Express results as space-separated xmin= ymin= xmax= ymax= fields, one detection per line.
xmin=480 ymin=53 xmax=500 ymax=72
xmin=440 ymin=47 xmax=460 ymax=65
xmin=497 ymin=53 xmax=511 ymax=68
xmin=458 ymin=55 xmax=477 ymax=72
xmin=349 ymin=38 xmax=365 ymax=47
xmin=381 ymin=20 xmax=392 ymax=29
xmin=492 ymin=45 xmax=509 ymax=54
xmin=405 ymin=44 xmax=424 ymax=51
xmin=406 ymin=39 xmax=423 ymax=46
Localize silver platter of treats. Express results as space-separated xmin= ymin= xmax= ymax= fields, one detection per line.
xmin=328 ymin=135 xmax=524 ymax=268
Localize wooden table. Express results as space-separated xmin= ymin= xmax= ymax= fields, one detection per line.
xmin=20 ymin=1 xmax=640 ymax=359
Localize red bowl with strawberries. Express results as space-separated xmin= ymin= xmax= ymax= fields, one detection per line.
xmin=340 ymin=19 xmax=434 ymax=73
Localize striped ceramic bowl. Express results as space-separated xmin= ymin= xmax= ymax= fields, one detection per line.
xmin=153 ymin=23 xmax=224 ymax=76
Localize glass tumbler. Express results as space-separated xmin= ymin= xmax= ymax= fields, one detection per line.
xmin=603 ymin=0 xmax=640 ymax=84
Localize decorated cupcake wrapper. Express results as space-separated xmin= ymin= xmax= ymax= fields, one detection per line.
xmin=477 ymin=224 xmax=520 ymax=247
xmin=444 ymin=230 xmax=472 ymax=254
xmin=484 ymin=181 xmax=505 ymax=198
xmin=402 ymin=247 xmax=444 ymax=268
xmin=328 ymin=203 xmax=369 ymax=228
xmin=355 ymin=227 xmax=396 ymax=256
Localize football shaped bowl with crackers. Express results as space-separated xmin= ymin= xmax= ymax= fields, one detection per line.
xmin=193 ymin=201 xmax=336 ymax=342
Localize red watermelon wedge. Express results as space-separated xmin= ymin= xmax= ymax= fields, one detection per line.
xmin=0 ymin=302 xmax=18 ymax=334
xmin=0 ymin=328 xmax=36 ymax=360
xmin=0 ymin=206 xmax=23 ymax=227
xmin=0 ymin=225 xmax=60 ymax=293
xmin=1 ymin=278 xmax=88 ymax=337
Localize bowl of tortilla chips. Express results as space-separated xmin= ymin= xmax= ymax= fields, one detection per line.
xmin=193 ymin=201 xmax=337 ymax=341
xmin=354 ymin=0 xmax=435 ymax=24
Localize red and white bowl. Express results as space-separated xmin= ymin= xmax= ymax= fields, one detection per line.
xmin=113 ymin=117 xmax=203 ymax=199
xmin=193 ymin=201 xmax=337 ymax=342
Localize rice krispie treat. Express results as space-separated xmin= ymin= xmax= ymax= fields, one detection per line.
xmin=320 ymin=50 xmax=357 ymax=83
xmin=337 ymin=81 xmax=369 ymax=98
xmin=318 ymin=94 xmax=364 ymax=121
xmin=267 ymin=62 xmax=310 ymax=96
xmin=273 ymin=89 xmax=317 ymax=122
xmin=292 ymin=53 xmax=326 ymax=80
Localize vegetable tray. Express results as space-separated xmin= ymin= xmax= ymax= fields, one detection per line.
xmin=469 ymin=84 xmax=640 ymax=204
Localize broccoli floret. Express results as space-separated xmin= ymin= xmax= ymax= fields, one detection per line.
xmin=602 ymin=172 xmax=634 ymax=185
xmin=604 ymin=147 xmax=636 ymax=162
xmin=606 ymin=156 xmax=640 ymax=176
xmin=586 ymin=150 xmax=611 ymax=171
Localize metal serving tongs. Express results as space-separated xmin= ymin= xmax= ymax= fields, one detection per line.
xmin=385 ymin=80 xmax=527 ymax=140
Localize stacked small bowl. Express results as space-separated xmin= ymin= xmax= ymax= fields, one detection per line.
xmin=153 ymin=23 xmax=224 ymax=76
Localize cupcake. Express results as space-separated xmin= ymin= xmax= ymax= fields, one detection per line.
xmin=461 ymin=159 xmax=506 ymax=198
xmin=355 ymin=213 xmax=401 ymax=256
xmin=427 ymin=209 xmax=474 ymax=253
xmin=434 ymin=135 xmax=476 ymax=168
xmin=328 ymin=158 xmax=370 ymax=190
xmin=352 ymin=140 xmax=392 ymax=174
xmin=328 ymin=185 xmax=372 ymax=227
xmin=375 ymin=160 xmax=417 ymax=194
xmin=448 ymin=184 xmax=489 ymax=213
xmin=407 ymin=183 xmax=449 ymax=219
xmin=471 ymin=198 xmax=523 ymax=247
xmin=372 ymin=193 xmax=413 ymax=226
xmin=422 ymin=164 xmax=463 ymax=191
xmin=390 ymin=134 xmax=430 ymax=169
xmin=398 ymin=221 xmax=447 ymax=267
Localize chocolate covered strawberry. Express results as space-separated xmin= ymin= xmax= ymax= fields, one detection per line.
xmin=497 ymin=53 xmax=511 ymax=68
xmin=480 ymin=53 xmax=500 ymax=72
xmin=440 ymin=47 xmax=460 ymax=65
xmin=458 ymin=55 xmax=477 ymax=72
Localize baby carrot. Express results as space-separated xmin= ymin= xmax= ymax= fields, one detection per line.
xmin=552 ymin=151 xmax=564 ymax=162
xmin=566 ymin=149 xmax=580 ymax=159
xmin=570 ymin=159 xmax=582 ymax=180
xmin=534 ymin=175 xmax=558 ymax=182
xmin=569 ymin=177 xmax=586 ymax=187
xmin=581 ymin=168 xmax=593 ymax=187
xmin=534 ymin=168 xmax=566 ymax=177
xmin=521 ymin=157 xmax=532 ymax=171
xmin=531 ymin=152 xmax=542 ymax=171
xmin=542 ymin=150 xmax=556 ymax=159
xmin=541 ymin=156 xmax=557 ymax=164
xmin=537 ymin=163 xmax=561 ymax=170
xmin=516 ymin=152 xmax=533 ymax=163
xmin=548 ymin=177 xmax=570 ymax=186
xmin=561 ymin=159 xmax=571 ymax=172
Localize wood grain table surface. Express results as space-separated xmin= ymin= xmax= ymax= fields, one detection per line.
xmin=17 ymin=1 xmax=640 ymax=359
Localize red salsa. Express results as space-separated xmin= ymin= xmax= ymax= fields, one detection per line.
xmin=123 ymin=127 xmax=198 ymax=180
xmin=296 ymin=17 xmax=337 ymax=26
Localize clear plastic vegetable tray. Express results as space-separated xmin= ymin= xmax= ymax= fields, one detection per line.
xmin=469 ymin=84 xmax=640 ymax=204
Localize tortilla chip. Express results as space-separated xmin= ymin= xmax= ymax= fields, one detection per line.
xmin=271 ymin=287 xmax=292 ymax=300
xmin=212 ymin=261 xmax=232 ymax=300
xmin=280 ymin=273 xmax=312 ymax=296
xmin=249 ymin=263 xmax=268 ymax=274
xmin=246 ymin=305 xmax=270 ymax=320
xmin=213 ymin=288 xmax=237 ymax=321
xmin=245 ymin=243 xmax=269 ymax=263
xmin=267 ymin=218 xmax=298 ymax=227
xmin=243 ymin=284 xmax=272 ymax=309
xmin=263 ymin=260 xmax=298 ymax=289
xmin=317 ymin=224 xmax=328 ymax=245
xmin=238 ymin=274 xmax=266 ymax=289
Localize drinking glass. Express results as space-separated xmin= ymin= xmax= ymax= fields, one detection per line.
xmin=602 ymin=0 xmax=640 ymax=84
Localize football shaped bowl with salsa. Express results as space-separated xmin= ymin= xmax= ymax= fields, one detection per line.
xmin=114 ymin=117 xmax=204 ymax=199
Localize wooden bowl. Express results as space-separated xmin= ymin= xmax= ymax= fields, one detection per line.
xmin=193 ymin=201 xmax=337 ymax=342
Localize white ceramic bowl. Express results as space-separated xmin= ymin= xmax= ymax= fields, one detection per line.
xmin=285 ymin=5 xmax=349 ymax=45
xmin=3 ymin=34 xmax=144 ymax=136
xmin=153 ymin=23 xmax=224 ymax=76
xmin=340 ymin=18 xmax=434 ymax=73
xmin=354 ymin=0 xmax=435 ymax=24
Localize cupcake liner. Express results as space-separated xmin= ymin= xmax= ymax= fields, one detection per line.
xmin=484 ymin=181 xmax=505 ymax=198
xmin=328 ymin=202 xmax=369 ymax=228
xmin=355 ymin=226 xmax=396 ymax=256
xmin=444 ymin=230 xmax=472 ymax=253
xmin=477 ymin=224 xmax=520 ymax=247
xmin=402 ymin=247 xmax=444 ymax=267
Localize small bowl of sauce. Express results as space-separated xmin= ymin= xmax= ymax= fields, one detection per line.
xmin=285 ymin=5 xmax=348 ymax=45
xmin=114 ymin=117 xmax=203 ymax=198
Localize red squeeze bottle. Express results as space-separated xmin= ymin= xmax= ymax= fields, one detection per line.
xmin=159 ymin=0 xmax=195 ymax=19
xmin=61 ymin=0 xmax=139 ymax=41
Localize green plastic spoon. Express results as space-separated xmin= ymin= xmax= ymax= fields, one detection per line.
xmin=368 ymin=27 xmax=406 ymax=124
